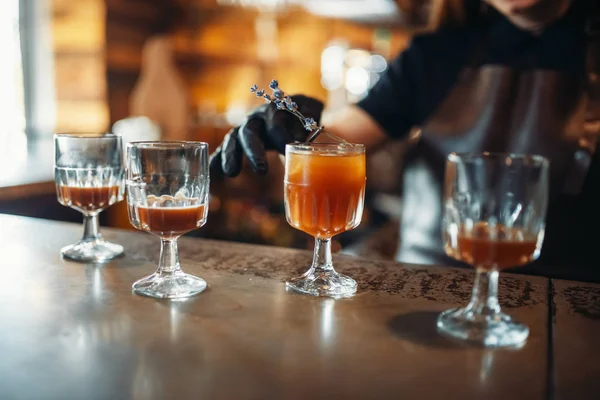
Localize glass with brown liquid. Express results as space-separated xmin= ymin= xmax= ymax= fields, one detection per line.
xmin=439 ymin=153 xmax=549 ymax=348
xmin=284 ymin=143 xmax=366 ymax=298
xmin=126 ymin=142 xmax=209 ymax=299
xmin=54 ymin=134 xmax=125 ymax=262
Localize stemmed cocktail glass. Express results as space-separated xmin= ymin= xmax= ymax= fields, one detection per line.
xmin=284 ymin=143 xmax=366 ymax=298
xmin=54 ymin=134 xmax=125 ymax=263
xmin=438 ymin=152 xmax=549 ymax=347
xmin=126 ymin=141 xmax=210 ymax=299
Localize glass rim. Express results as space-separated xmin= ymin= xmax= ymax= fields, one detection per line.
xmin=127 ymin=140 xmax=208 ymax=149
xmin=54 ymin=132 xmax=118 ymax=140
xmin=286 ymin=142 xmax=365 ymax=154
xmin=447 ymin=152 xmax=549 ymax=166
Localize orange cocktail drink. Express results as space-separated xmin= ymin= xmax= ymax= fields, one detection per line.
xmin=285 ymin=147 xmax=365 ymax=238
xmin=284 ymin=143 xmax=366 ymax=298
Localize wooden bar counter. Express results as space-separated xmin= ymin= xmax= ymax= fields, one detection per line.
xmin=0 ymin=214 xmax=597 ymax=399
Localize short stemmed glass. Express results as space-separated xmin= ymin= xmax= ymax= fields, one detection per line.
xmin=126 ymin=141 xmax=210 ymax=299
xmin=284 ymin=143 xmax=366 ymax=298
xmin=438 ymin=152 xmax=549 ymax=347
xmin=54 ymin=134 xmax=125 ymax=262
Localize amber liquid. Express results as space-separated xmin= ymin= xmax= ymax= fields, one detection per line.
xmin=135 ymin=204 xmax=206 ymax=238
xmin=445 ymin=222 xmax=540 ymax=271
xmin=284 ymin=151 xmax=366 ymax=238
xmin=58 ymin=185 xmax=122 ymax=212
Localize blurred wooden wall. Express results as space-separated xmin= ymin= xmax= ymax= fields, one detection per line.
xmin=52 ymin=0 xmax=109 ymax=133
xmin=51 ymin=0 xmax=413 ymax=138
xmin=103 ymin=0 xmax=412 ymax=138
xmin=105 ymin=0 xmax=183 ymax=125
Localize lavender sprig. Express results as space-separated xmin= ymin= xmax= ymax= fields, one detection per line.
xmin=249 ymin=82 xmax=316 ymax=138
xmin=251 ymin=80 xmax=317 ymax=132
xmin=250 ymin=80 xmax=349 ymax=144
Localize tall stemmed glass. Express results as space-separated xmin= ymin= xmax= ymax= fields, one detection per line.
xmin=284 ymin=143 xmax=366 ymax=298
xmin=54 ymin=134 xmax=125 ymax=262
xmin=126 ymin=142 xmax=210 ymax=299
xmin=439 ymin=152 xmax=549 ymax=347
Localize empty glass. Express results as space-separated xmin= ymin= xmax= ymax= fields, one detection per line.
xmin=438 ymin=152 xmax=549 ymax=347
xmin=284 ymin=143 xmax=366 ymax=298
xmin=126 ymin=141 xmax=210 ymax=299
xmin=54 ymin=134 xmax=125 ymax=263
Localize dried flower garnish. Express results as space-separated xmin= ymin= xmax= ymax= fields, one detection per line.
xmin=250 ymin=80 xmax=348 ymax=144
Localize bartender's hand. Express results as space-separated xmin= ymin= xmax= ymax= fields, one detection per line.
xmin=209 ymin=95 xmax=323 ymax=177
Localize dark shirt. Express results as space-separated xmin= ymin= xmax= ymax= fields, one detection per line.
xmin=356 ymin=1 xmax=600 ymax=282
xmin=358 ymin=2 xmax=588 ymax=139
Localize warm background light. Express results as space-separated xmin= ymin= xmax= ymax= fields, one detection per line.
xmin=11 ymin=0 xmax=427 ymax=258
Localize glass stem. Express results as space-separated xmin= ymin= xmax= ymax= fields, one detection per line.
xmin=158 ymin=239 xmax=182 ymax=275
xmin=309 ymin=238 xmax=334 ymax=274
xmin=466 ymin=270 xmax=501 ymax=316
xmin=82 ymin=214 xmax=102 ymax=242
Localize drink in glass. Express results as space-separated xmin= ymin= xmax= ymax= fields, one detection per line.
xmin=126 ymin=142 xmax=209 ymax=299
xmin=438 ymin=152 xmax=549 ymax=347
xmin=54 ymin=134 xmax=125 ymax=262
xmin=284 ymin=143 xmax=366 ymax=298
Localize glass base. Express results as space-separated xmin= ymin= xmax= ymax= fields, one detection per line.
xmin=437 ymin=307 xmax=529 ymax=348
xmin=286 ymin=269 xmax=357 ymax=298
xmin=61 ymin=239 xmax=124 ymax=263
xmin=132 ymin=271 xmax=207 ymax=299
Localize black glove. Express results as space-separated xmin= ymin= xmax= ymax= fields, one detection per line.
xmin=209 ymin=95 xmax=324 ymax=177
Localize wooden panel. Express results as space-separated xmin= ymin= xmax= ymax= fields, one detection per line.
xmin=104 ymin=0 xmax=173 ymax=124
xmin=185 ymin=10 xmax=259 ymax=62
xmin=274 ymin=12 xmax=330 ymax=70
xmin=106 ymin=44 xmax=144 ymax=72
xmin=330 ymin=19 xmax=381 ymax=49
xmin=105 ymin=1 xmax=413 ymax=127
xmin=52 ymin=0 xmax=108 ymax=133
xmin=189 ymin=64 xmax=262 ymax=112
xmin=52 ymin=0 xmax=105 ymax=52
xmin=54 ymin=52 xmax=107 ymax=101
xmin=105 ymin=0 xmax=166 ymax=23
xmin=55 ymin=101 xmax=109 ymax=133
xmin=106 ymin=71 xmax=139 ymax=124
xmin=0 ymin=215 xmax=550 ymax=399
xmin=553 ymin=279 xmax=600 ymax=399
xmin=49 ymin=0 xmax=417 ymax=134
xmin=106 ymin=22 xmax=155 ymax=47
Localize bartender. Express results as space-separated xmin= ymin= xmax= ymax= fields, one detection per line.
xmin=210 ymin=0 xmax=600 ymax=281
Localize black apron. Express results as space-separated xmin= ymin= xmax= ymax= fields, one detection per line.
xmin=396 ymin=13 xmax=600 ymax=281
